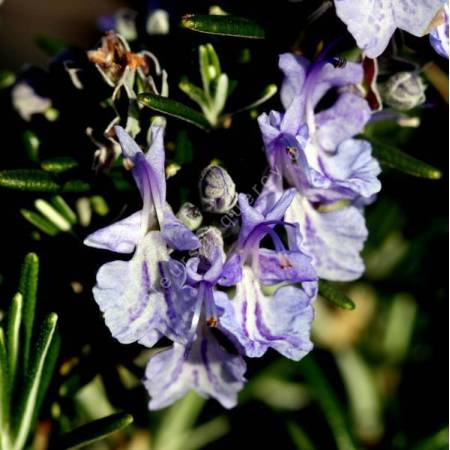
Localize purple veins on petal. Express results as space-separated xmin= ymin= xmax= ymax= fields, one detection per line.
xmin=285 ymin=193 xmax=368 ymax=281
xmin=84 ymin=210 xmax=142 ymax=253
xmin=144 ymin=327 xmax=246 ymax=410
xmin=217 ymin=267 xmax=315 ymax=361
xmin=334 ymin=0 xmax=447 ymax=58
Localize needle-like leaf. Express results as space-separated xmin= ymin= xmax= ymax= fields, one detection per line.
xmin=181 ymin=14 xmax=265 ymax=39
xmin=12 ymin=313 xmax=58 ymax=450
xmin=6 ymin=293 xmax=23 ymax=388
xmin=57 ymin=412 xmax=133 ymax=449
xmin=318 ymin=280 xmax=356 ymax=310
xmin=371 ymin=140 xmax=442 ymax=179
xmin=138 ymin=93 xmax=211 ymax=130
xmin=18 ymin=253 xmax=39 ymax=374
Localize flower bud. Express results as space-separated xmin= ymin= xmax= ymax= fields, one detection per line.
xmin=199 ymin=165 xmax=237 ymax=214
xmin=196 ymin=226 xmax=224 ymax=260
xmin=380 ymin=72 xmax=426 ymax=111
xmin=176 ymin=202 xmax=203 ymax=230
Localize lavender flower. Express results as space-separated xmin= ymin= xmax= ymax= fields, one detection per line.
xmin=217 ymin=191 xmax=317 ymax=360
xmin=84 ymin=125 xmax=199 ymax=347
xmin=144 ymin=227 xmax=247 ymax=409
xmin=334 ymin=0 xmax=447 ymax=58
xmin=258 ymin=54 xmax=381 ymax=281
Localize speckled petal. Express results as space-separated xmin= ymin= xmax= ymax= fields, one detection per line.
xmin=144 ymin=329 xmax=246 ymax=410
xmin=93 ymin=231 xmax=168 ymax=347
xmin=219 ymin=267 xmax=315 ymax=360
xmin=257 ymin=248 xmax=317 ymax=285
xmin=335 ymin=0 xmax=446 ymax=58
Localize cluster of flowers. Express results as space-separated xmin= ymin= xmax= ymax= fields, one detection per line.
xmin=84 ymin=0 xmax=448 ymax=410
xmin=85 ymin=50 xmax=382 ymax=409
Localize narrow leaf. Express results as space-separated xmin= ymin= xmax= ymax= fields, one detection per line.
xmin=51 ymin=196 xmax=77 ymax=225
xmin=138 ymin=93 xmax=211 ymax=130
xmin=300 ymin=357 xmax=357 ymax=450
xmin=90 ymin=196 xmax=109 ymax=217
xmin=22 ymin=130 xmax=40 ymax=163
xmin=206 ymin=43 xmax=221 ymax=77
xmin=32 ymin=333 xmax=60 ymax=428
xmin=318 ymin=280 xmax=355 ymax=310
xmin=181 ymin=14 xmax=265 ymax=39
xmin=61 ymin=180 xmax=91 ymax=193
xmin=13 ymin=313 xmax=58 ymax=450
xmin=179 ymin=79 xmax=209 ymax=108
xmin=0 ymin=70 xmax=16 ymax=89
xmin=41 ymin=156 xmax=79 ymax=173
xmin=0 ymin=328 xmax=10 ymax=434
xmin=230 ymin=84 xmax=278 ymax=114
xmin=371 ymin=140 xmax=442 ymax=179
xmin=6 ymin=293 xmax=23 ymax=387
xmin=34 ymin=199 xmax=72 ymax=232
xmin=21 ymin=209 xmax=60 ymax=236
xmin=199 ymin=45 xmax=211 ymax=97
xmin=0 ymin=170 xmax=61 ymax=192
xmin=211 ymin=73 xmax=229 ymax=116
xmin=18 ymin=253 xmax=39 ymax=374
xmin=286 ymin=421 xmax=316 ymax=450
xmin=57 ymin=412 xmax=133 ymax=449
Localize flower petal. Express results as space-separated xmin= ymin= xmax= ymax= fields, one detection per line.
xmin=318 ymin=139 xmax=382 ymax=199
xmin=257 ymin=248 xmax=317 ymax=285
xmin=335 ymin=0 xmax=446 ymax=58
xmin=93 ymin=231 xmax=169 ymax=347
xmin=84 ymin=211 xmax=142 ymax=253
xmin=285 ymin=194 xmax=368 ymax=281
xmin=219 ymin=267 xmax=315 ymax=360
xmin=144 ymin=329 xmax=246 ymax=410
xmin=162 ymin=208 xmax=200 ymax=251
xmin=314 ymin=93 xmax=371 ymax=152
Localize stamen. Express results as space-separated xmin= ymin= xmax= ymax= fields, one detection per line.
xmin=279 ymin=254 xmax=293 ymax=269
xmin=286 ymin=146 xmax=299 ymax=163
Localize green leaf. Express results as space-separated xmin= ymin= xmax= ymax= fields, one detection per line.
xmin=21 ymin=209 xmax=60 ymax=236
xmin=61 ymin=180 xmax=91 ymax=193
xmin=0 ymin=169 xmax=61 ymax=192
xmin=138 ymin=93 xmax=211 ymax=130
xmin=90 ymin=195 xmax=109 ymax=217
xmin=300 ymin=357 xmax=357 ymax=450
xmin=206 ymin=43 xmax=221 ymax=78
xmin=6 ymin=293 xmax=23 ymax=388
xmin=34 ymin=199 xmax=72 ymax=232
xmin=371 ymin=140 xmax=442 ymax=179
xmin=18 ymin=253 xmax=39 ymax=374
xmin=41 ymin=156 xmax=79 ymax=173
xmin=318 ymin=280 xmax=355 ymax=310
xmin=286 ymin=421 xmax=316 ymax=450
xmin=230 ymin=84 xmax=278 ymax=114
xmin=412 ymin=426 xmax=449 ymax=450
xmin=22 ymin=131 xmax=40 ymax=163
xmin=32 ymin=332 xmax=60 ymax=428
xmin=0 ymin=70 xmax=16 ymax=89
xmin=57 ymin=412 xmax=133 ymax=449
xmin=211 ymin=73 xmax=229 ymax=117
xmin=51 ymin=196 xmax=77 ymax=225
xmin=181 ymin=14 xmax=265 ymax=39
xmin=35 ymin=35 xmax=68 ymax=56
xmin=179 ymin=79 xmax=210 ymax=108
xmin=0 ymin=327 xmax=10 ymax=435
xmin=199 ymin=44 xmax=212 ymax=97
xmin=13 ymin=313 xmax=58 ymax=450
